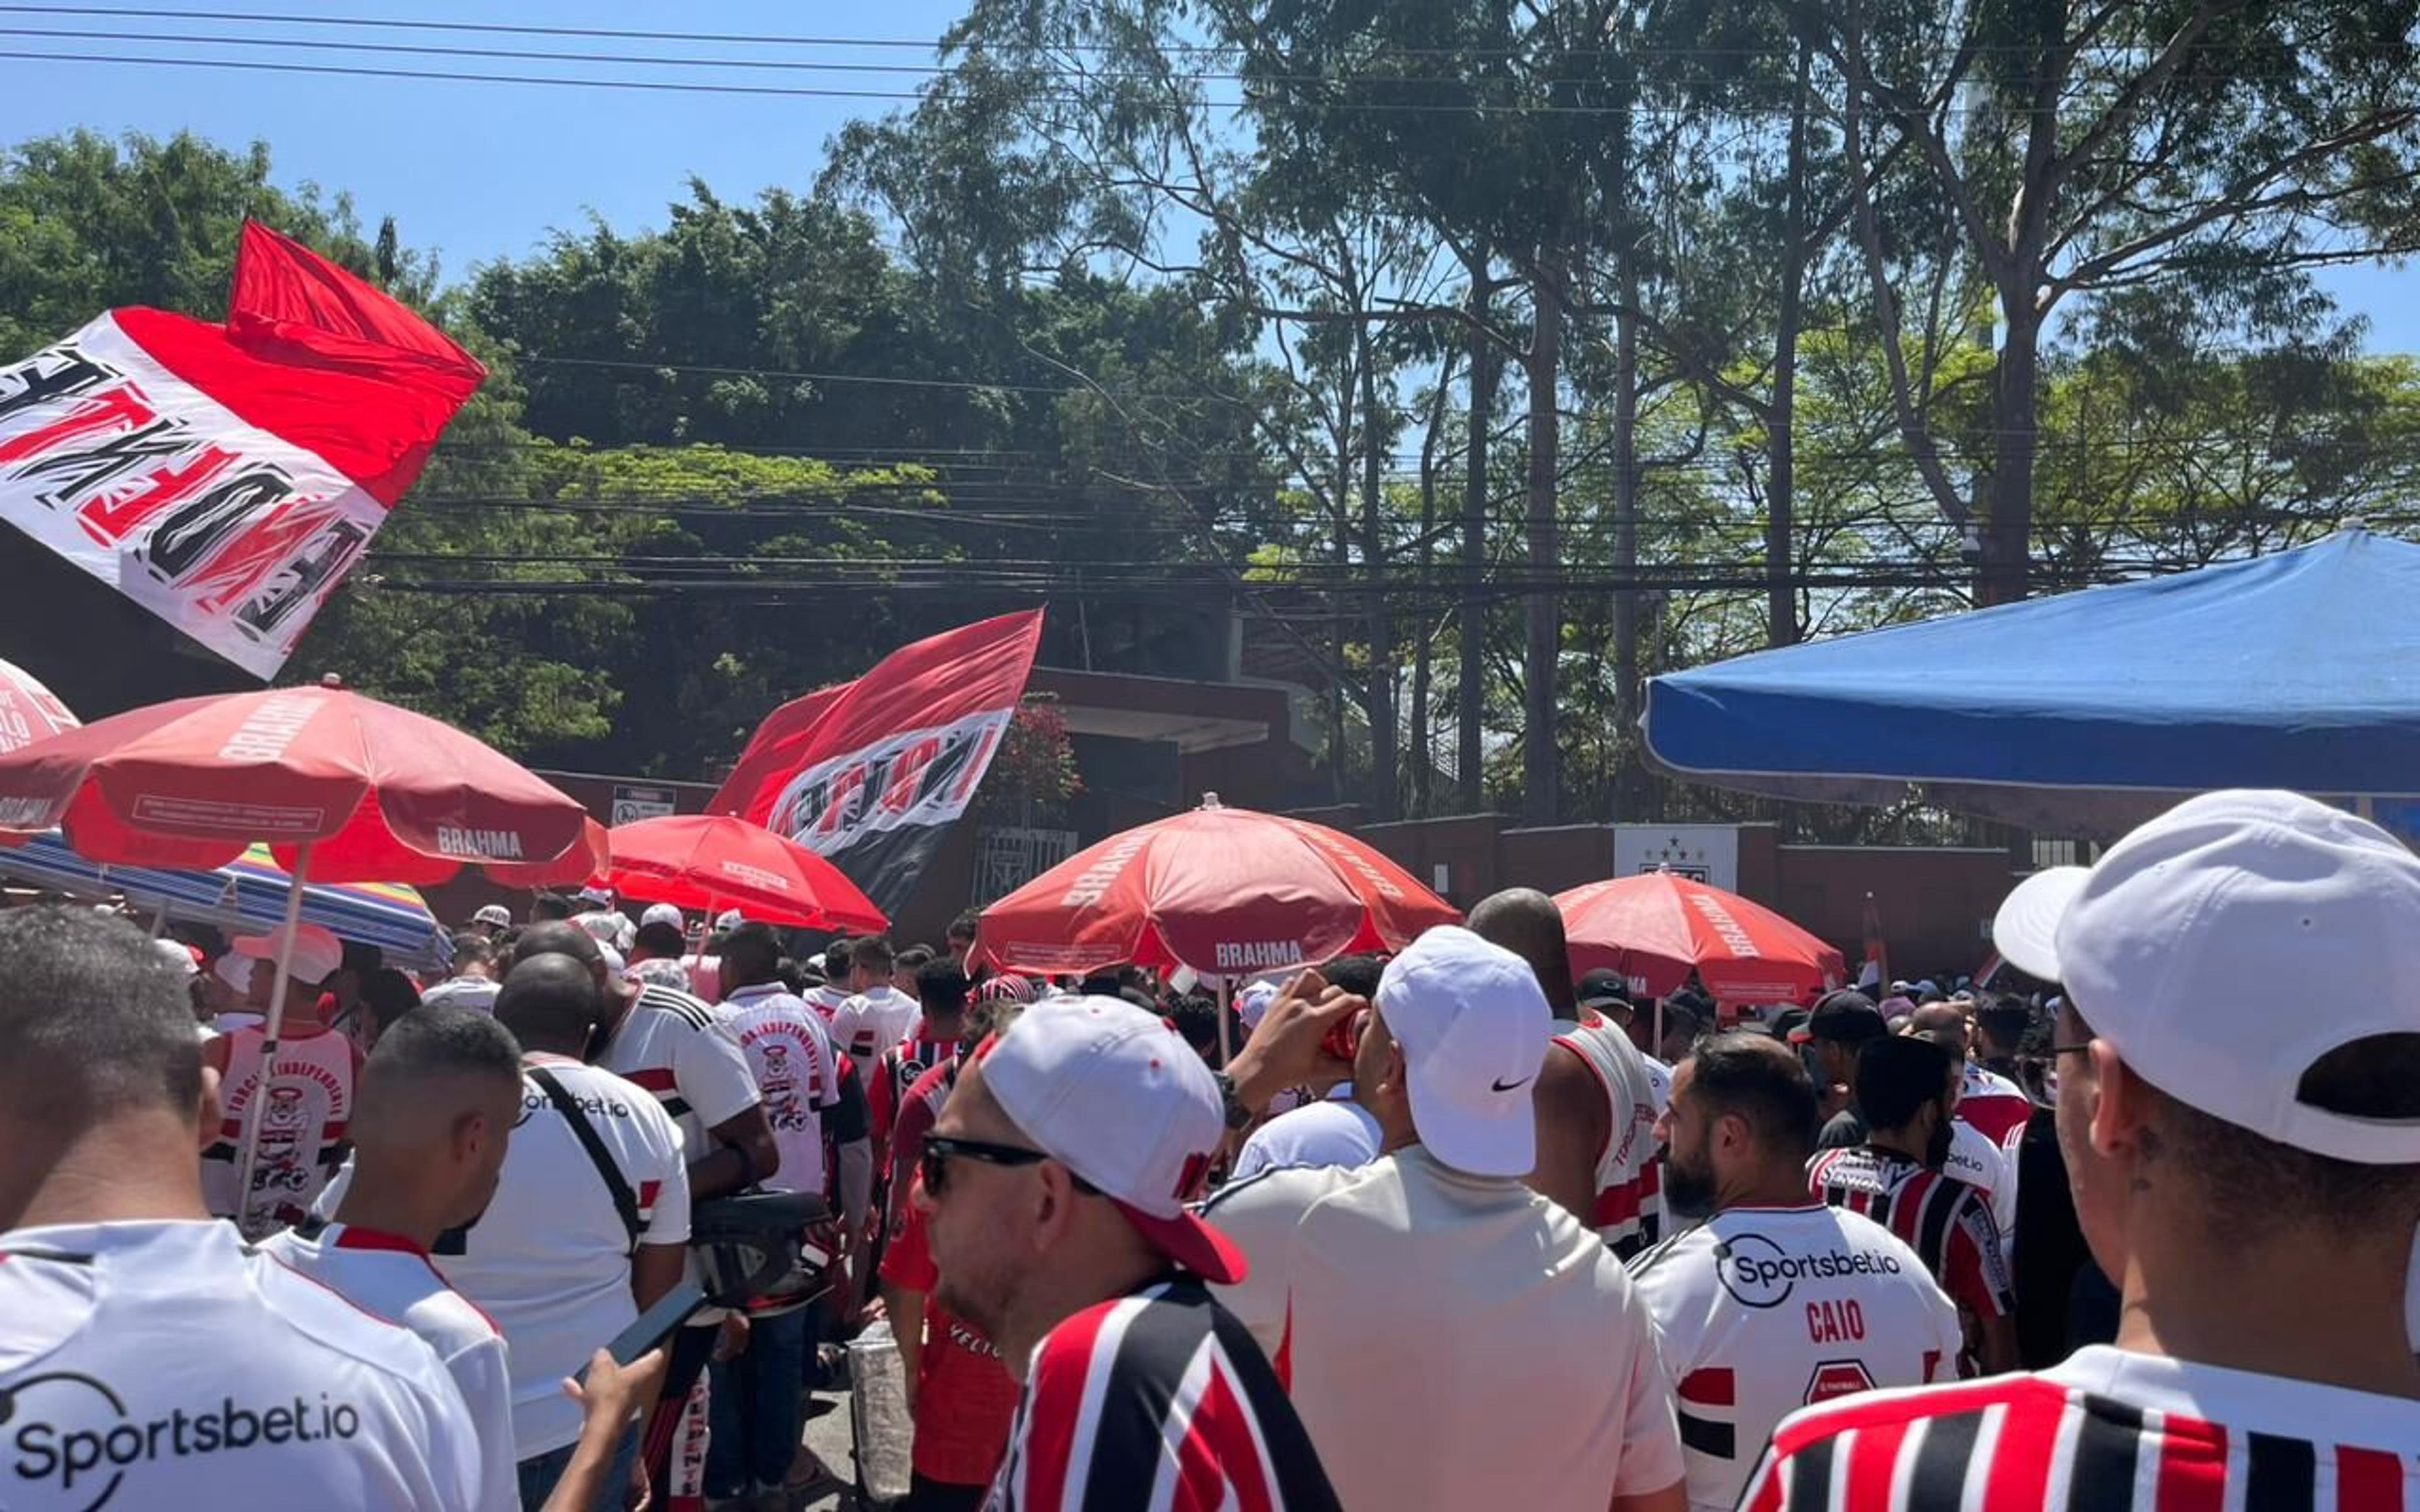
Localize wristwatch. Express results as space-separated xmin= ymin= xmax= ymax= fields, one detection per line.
xmin=1211 ymin=1070 xmax=1252 ymax=1130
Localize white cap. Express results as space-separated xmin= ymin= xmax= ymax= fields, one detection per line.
xmin=1997 ymin=789 xmax=2420 ymax=1164
xmin=714 ymin=908 xmax=744 ymax=932
xmin=231 ymin=921 xmax=343 ymax=987
xmin=152 ymin=938 xmax=201 ymax=976
xmin=979 ymin=995 xmax=1244 ymax=1283
xmin=471 ymin=903 xmax=512 ymax=929
xmin=1237 ymin=979 xmax=1281 ymax=1030
xmin=574 ymin=910 xmax=622 ymax=944
xmin=420 ymin=976 xmax=500 ymax=1013
xmin=642 ymin=902 xmax=685 ymax=930
xmin=1372 ymin=925 xmax=1547 ymax=1177
xmin=214 ymin=951 xmax=254 ymax=992
xmin=1991 ymin=866 xmax=2090 ymax=982
xmin=575 ymin=885 xmax=615 ymax=908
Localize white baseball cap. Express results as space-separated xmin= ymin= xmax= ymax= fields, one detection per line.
xmin=1236 ymin=978 xmax=1282 ymax=1030
xmin=231 ymin=922 xmax=343 ymax=986
xmin=471 ymin=903 xmax=512 ymax=930
xmin=1991 ymin=866 xmax=2089 ymax=982
xmin=152 ymin=938 xmax=202 ymax=976
xmin=978 ymin=995 xmax=1244 ymax=1283
xmin=642 ymin=902 xmax=685 ymax=930
xmin=214 ymin=951 xmax=254 ymax=992
xmin=1995 ymin=789 xmax=2420 ymax=1164
xmin=575 ymin=885 xmax=615 ymax=908
xmin=1373 ymin=925 xmax=1548 ymax=1177
xmin=714 ymin=908 xmax=745 ymax=931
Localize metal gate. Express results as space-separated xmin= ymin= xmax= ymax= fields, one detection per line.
xmin=972 ymin=826 xmax=1080 ymax=903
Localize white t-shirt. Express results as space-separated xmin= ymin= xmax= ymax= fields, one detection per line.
xmin=601 ymin=985 xmax=761 ymax=1316
xmin=716 ymin=982 xmax=844 ymax=1198
xmin=202 ymin=1022 xmax=360 ymax=1237
xmin=1230 ymin=1100 xmax=1382 ymax=1183
xmin=1284 ymin=1147 xmax=1688 ymax=1511
xmin=325 ymin=1056 xmax=691 ymax=1457
xmin=418 ymin=975 xmax=500 ymax=1014
xmin=1626 ymin=1204 xmax=1965 ymax=1512
xmin=828 ymin=985 xmax=919 ymax=1078
xmin=0 ymin=1218 xmax=482 ymax=1510
xmin=804 ymin=982 xmax=853 ymax=1023
xmin=1198 ymin=1164 xmax=1355 ymax=1361
xmin=259 ymin=1222 xmax=517 ymax=1512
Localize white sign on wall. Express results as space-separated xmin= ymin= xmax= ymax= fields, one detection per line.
xmin=1612 ymin=825 xmax=1739 ymax=892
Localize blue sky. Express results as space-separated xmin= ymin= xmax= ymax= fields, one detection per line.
xmin=4 ymin=0 xmax=2416 ymax=353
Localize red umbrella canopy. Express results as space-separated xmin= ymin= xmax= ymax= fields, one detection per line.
xmin=0 ymin=676 xmax=592 ymax=883
xmin=977 ymin=798 xmax=1458 ymax=977
xmin=604 ymin=814 xmax=889 ymax=932
xmin=1555 ymin=870 xmax=1845 ymax=1004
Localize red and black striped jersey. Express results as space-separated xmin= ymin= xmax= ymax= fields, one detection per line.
xmin=1737 ymin=1344 xmax=2420 ymax=1511
xmin=1807 ymin=1144 xmax=2013 ymax=1322
xmin=871 ymin=1031 xmax=960 ymax=1152
xmin=984 ymin=1276 xmax=1340 ymax=1512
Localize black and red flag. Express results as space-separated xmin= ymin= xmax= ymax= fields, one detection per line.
xmin=709 ymin=609 xmax=1046 ymax=914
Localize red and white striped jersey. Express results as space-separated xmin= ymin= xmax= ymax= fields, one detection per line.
xmin=982 ymin=1277 xmax=1340 ymax=1512
xmin=1957 ymin=1063 xmax=2034 ymax=1148
xmin=201 ymin=1022 xmax=360 ymax=1237
xmin=1737 ymin=1344 xmax=2420 ymax=1511
xmin=1808 ymin=1145 xmax=2014 ymax=1324
xmin=1553 ymin=1011 xmax=1667 ymax=1257
xmin=1627 ymin=1204 xmax=1964 ymax=1512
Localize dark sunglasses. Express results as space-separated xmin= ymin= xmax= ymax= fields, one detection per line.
xmin=921 ymin=1134 xmax=1100 ymax=1200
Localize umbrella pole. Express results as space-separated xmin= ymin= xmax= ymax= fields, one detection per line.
xmin=1217 ymin=974 xmax=1233 ymax=1067
xmin=231 ymin=840 xmax=312 ymax=1237
xmin=1654 ymin=997 xmax=1665 ymax=1055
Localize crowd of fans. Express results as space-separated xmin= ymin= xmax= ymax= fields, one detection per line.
xmin=3 ymin=787 xmax=2416 ymax=1510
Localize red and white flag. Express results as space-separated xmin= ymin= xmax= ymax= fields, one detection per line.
xmin=710 ymin=609 xmax=1046 ymax=913
xmin=0 ymin=658 xmax=77 ymax=756
xmin=0 ymin=222 xmax=483 ymax=677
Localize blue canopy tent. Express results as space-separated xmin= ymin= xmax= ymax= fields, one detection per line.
xmin=1641 ymin=528 xmax=2420 ymax=838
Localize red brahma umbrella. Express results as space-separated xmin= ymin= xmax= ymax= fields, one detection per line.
xmin=977 ymin=795 xmax=1457 ymax=980
xmin=604 ymin=813 xmax=888 ymax=932
xmin=0 ymin=674 xmax=595 ymax=1220
xmin=1555 ymin=869 xmax=1843 ymax=1004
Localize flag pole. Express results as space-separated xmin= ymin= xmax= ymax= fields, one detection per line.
xmin=231 ymin=839 xmax=311 ymax=1237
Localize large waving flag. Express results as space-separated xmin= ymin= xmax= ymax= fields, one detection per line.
xmin=0 ymin=222 xmax=484 ymax=677
xmin=711 ymin=609 xmax=1046 ymax=914
xmin=0 ymin=658 xmax=77 ymax=756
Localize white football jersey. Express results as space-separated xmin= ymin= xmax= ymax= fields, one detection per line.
xmin=1551 ymin=1012 xmax=1667 ymax=1256
xmin=1627 ymin=1203 xmax=1965 ymax=1512
xmin=0 ymin=1218 xmax=482 ymax=1511
xmin=716 ymin=982 xmax=844 ymax=1198
xmin=258 ymin=1223 xmax=517 ymax=1512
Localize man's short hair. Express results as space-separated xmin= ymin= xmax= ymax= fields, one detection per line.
xmin=359 ymin=967 xmax=424 ymax=1035
xmin=2080 ymin=1005 xmax=2420 ymax=1236
xmin=916 ymin=962 xmax=971 ymax=1018
xmin=824 ymin=939 xmax=857 ymax=979
xmin=851 ymin=936 xmax=897 ymax=976
xmin=1855 ymin=1034 xmax=1954 ymax=1131
xmin=1320 ymin=954 xmax=1383 ymax=1000
xmin=947 ymin=910 xmax=981 ymax=944
xmin=632 ymin=920 xmax=684 ymax=960
xmin=530 ymin=893 xmax=574 ymax=922
xmin=340 ymin=939 xmax=384 ymax=979
xmin=0 ymin=905 xmax=202 ymax=1118
xmin=721 ymin=922 xmax=783 ymax=986
xmin=1973 ymin=996 xmax=2034 ymax=1057
xmin=1165 ymin=995 xmax=1220 ymax=1055
xmin=896 ymin=944 xmax=936 ymax=974
xmin=496 ymin=954 xmax=604 ymax=1044
xmin=449 ymin=931 xmax=495 ymax=971
xmin=1688 ymin=1033 xmax=1821 ymax=1158
xmin=357 ymin=1003 xmax=522 ymax=1121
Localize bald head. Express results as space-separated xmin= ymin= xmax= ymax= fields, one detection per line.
xmin=353 ymin=1005 xmax=524 ymax=1146
xmin=497 ymin=953 xmax=606 ymax=1054
xmin=1907 ymin=1002 xmax=1972 ymax=1059
xmin=510 ymin=919 xmax=604 ymax=974
xmin=1465 ymin=888 xmax=1576 ymax=1014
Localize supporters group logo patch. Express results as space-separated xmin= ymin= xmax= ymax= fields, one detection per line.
xmin=1 ymin=1370 xmax=365 ymax=1510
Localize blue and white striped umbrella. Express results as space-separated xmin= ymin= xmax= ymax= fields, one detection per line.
xmin=0 ymin=828 xmax=449 ymax=971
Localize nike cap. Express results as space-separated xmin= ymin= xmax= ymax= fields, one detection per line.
xmin=1373 ymin=925 xmax=1547 ymax=1177
xmin=1994 ymin=789 xmax=2420 ymax=1164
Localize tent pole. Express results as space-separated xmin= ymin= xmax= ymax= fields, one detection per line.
xmin=1217 ymin=974 xmax=1233 ymax=1066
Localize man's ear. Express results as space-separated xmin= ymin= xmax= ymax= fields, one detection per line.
xmin=196 ymin=1065 xmax=223 ymax=1153
xmin=1032 ymin=1161 xmax=1081 ymax=1251
xmin=2087 ymin=1041 xmax=2153 ymax=1161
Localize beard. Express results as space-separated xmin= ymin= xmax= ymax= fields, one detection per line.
xmin=1662 ymin=1149 xmax=1719 ymax=1220
xmin=930 ymin=1237 xmax=1017 ymax=1343
xmin=1924 ymin=1111 xmax=1956 ymax=1169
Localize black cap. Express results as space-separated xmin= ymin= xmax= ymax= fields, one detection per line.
xmin=1575 ymin=968 xmax=1632 ymax=1013
xmin=1790 ymin=989 xmax=1887 ymax=1045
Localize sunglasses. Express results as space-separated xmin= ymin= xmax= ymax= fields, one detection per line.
xmin=920 ymin=1134 xmax=1100 ymax=1200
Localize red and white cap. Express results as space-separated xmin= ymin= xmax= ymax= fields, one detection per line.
xmin=152 ymin=938 xmax=203 ymax=976
xmin=979 ymin=995 xmax=1245 ymax=1283
xmin=1993 ymin=789 xmax=2420 ymax=1164
xmin=232 ymin=920 xmax=343 ymax=985
xmin=1373 ymin=925 xmax=1547 ymax=1177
